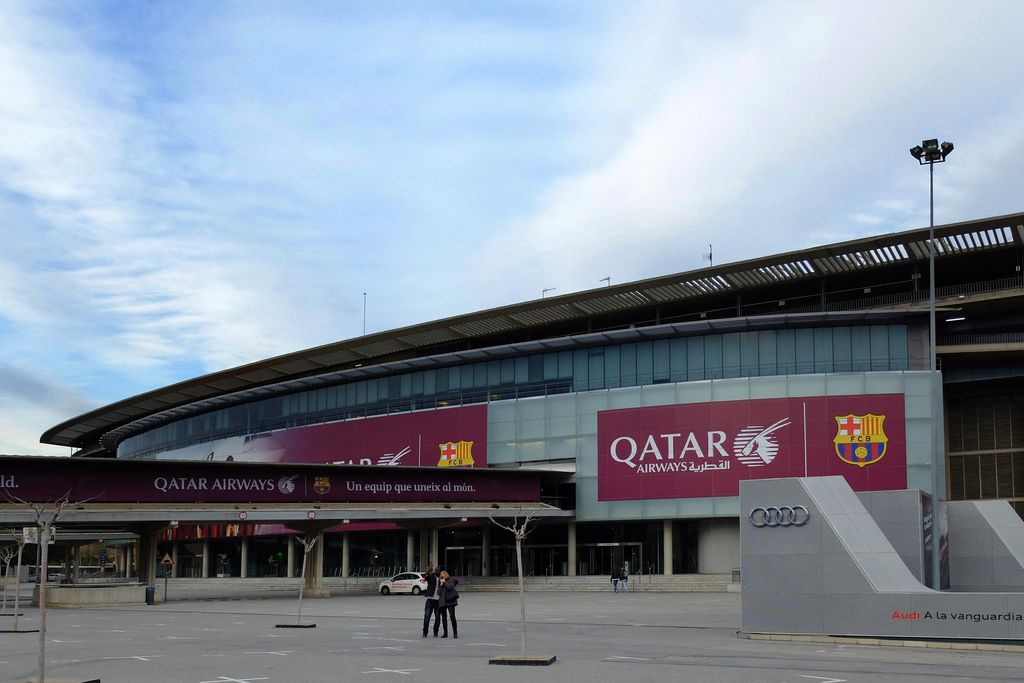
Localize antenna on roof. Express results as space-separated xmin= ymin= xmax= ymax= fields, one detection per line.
xmin=702 ymin=244 xmax=713 ymax=267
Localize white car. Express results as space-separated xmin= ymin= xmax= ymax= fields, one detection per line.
xmin=378 ymin=572 xmax=428 ymax=595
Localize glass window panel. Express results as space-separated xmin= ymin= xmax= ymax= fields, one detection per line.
xmin=653 ymin=339 xmax=670 ymax=382
xmin=423 ymin=369 xmax=436 ymax=396
xmin=400 ymin=374 xmax=412 ymax=398
xmin=366 ymin=379 xmax=378 ymax=404
xmin=776 ymin=329 xmax=795 ymax=375
xmin=544 ymin=353 xmax=558 ymax=380
xmin=670 ymin=338 xmax=686 ymax=382
xmin=962 ymin=454 xmax=980 ymax=499
xmin=814 ymin=328 xmax=833 ymax=373
xmin=411 ymin=371 xmax=424 ymax=396
xmin=588 ymin=349 xmax=605 ymax=389
xmin=487 ymin=360 xmax=501 ymax=387
xmin=605 ymin=345 xmax=622 ymax=388
xmin=687 ymin=336 xmax=705 ymax=381
xmin=620 ymin=343 xmax=637 ymax=386
xmin=460 ymin=364 xmax=473 ymax=389
xmin=473 ymin=362 xmax=487 ymax=388
xmin=997 ymin=454 xmax=1014 ymax=498
xmin=515 ymin=357 xmax=529 ymax=383
xmin=888 ymin=324 xmax=909 ymax=369
xmin=722 ymin=333 xmax=741 ymax=379
xmin=832 ymin=326 xmax=852 ymax=373
xmin=636 ymin=341 xmax=653 ymax=384
xmin=704 ymin=335 xmax=723 ymax=379
xmin=528 ymin=355 xmax=544 ymax=382
xmin=740 ymin=331 xmax=758 ymax=377
xmin=558 ymin=351 xmax=573 ymax=378
xmin=356 ymin=381 xmax=367 ymax=406
xmin=573 ymin=349 xmax=589 ymax=391
xmin=1014 ymin=453 xmax=1024 ymax=497
xmin=388 ymin=376 xmax=401 ymax=399
xmin=869 ymin=325 xmax=889 ymax=371
xmin=758 ymin=331 xmax=777 ymax=376
xmin=851 ymin=327 xmax=871 ymax=372
xmin=794 ymin=329 xmax=814 ymax=374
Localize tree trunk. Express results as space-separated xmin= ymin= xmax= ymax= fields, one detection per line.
xmin=2 ymin=556 xmax=10 ymax=614
xmin=297 ymin=547 xmax=307 ymax=625
xmin=516 ymin=536 xmax=526 ymax=657
xmin=38 ymin=524 xmax=50 ymax=683
xmin=14 ymin=543 xmax=23 ymax=631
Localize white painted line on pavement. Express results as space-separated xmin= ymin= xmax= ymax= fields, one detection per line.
xmin=199 ymin=677 xmax=270 ymax=683
xmin=362 ymin=646 xmax=405 ymax=651
xmin=464 ymin=642 xmax=507 ymax=647
xmin=103 ymin=654 xmax=166 ymax=662
xmin=607 ymin=655 xmax=650 ymax=661
xmin=362 ymin=668 xmax=420 ymax=675
xmin=243 ymin=650 xmax=294 ymax=656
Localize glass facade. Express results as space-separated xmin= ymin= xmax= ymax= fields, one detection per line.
xmin=120 ymin=324 xmax=909 ymax=459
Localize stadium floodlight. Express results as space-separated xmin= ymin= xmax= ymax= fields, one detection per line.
xmin=910 ymin=136 xmax=953 ymax=590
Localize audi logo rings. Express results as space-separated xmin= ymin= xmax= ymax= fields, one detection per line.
xmin=748 ymin=505 xmax=810 ymax=528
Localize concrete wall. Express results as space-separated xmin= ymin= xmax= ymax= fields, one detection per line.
xmin=947 ymin=500 xmax=1024 ymax=592
xmin=697 ymin=518 xmax=740 ymax=573
xmin=741 ymin=476 xmax=1024 ymax=641
xmin=857 ymin=489 xmax=926 ymax=583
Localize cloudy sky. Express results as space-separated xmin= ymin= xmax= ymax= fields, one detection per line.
xmin=2 ymin=0 xmax=1023 ymax=456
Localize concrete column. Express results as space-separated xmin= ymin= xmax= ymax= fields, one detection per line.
xmin=663 ymin=520 xmax=674 ymax=575
xmin=481 ymin=525 xmax=491 ymax=577
xmin=567 ymin=522 xmax=577 ymax=576
xmin=138 ymin=532 xmax=158 ymax=585
xmin=287 ymin=536 xmax=296 ymax=578
xmin=430 ymin=528 xmax=439 ymax=569
xmin=302 ymin=531 xmax=330 ymax=598
xmin=419 ymin=529 xmax=430 ymax=568
xmin=406 ymin=530 xmax=415 ymax=571
xmin=240 ymin=537 xmax=249 ymax=578
xmin=72 ymin=545 xmax=81 ymax=582
xmin=171 ymin=542 xmax=179 ymax=578
xmin=202 ymin=539 xmax=210 ymax=578
xmin=341 ymin=532 xmax=350 ymax=578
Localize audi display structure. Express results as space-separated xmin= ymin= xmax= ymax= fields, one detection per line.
xmin=38 ymin=211 xmax=1024 ymax=583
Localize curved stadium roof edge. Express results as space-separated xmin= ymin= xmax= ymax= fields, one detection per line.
xmin=41 ymin=211 xmax=1024 ymax=451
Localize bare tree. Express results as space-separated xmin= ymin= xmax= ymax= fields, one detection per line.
xmin=489 ymin=511 xmax=538 ymax=657
xmin=1 ymin=541 xmax=15 ymax=615
xmin=6 ymin=492 xmax=75 ymax=683
xmin=293 ymin=533 xmax=318 ymax=627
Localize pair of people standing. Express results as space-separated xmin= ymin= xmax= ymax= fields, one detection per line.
xmin=610 ymin=566 xmax=629 ymax=593
xmin=421 ymin=567 xmax=459 ymax=638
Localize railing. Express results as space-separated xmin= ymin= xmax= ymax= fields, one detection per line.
xmin=939 ymin=333 xmax=1024 ymax=346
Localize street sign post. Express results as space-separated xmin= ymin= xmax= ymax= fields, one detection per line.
xmin=160 ymin=552 xmax=174 ymax=602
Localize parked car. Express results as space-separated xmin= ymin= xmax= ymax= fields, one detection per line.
xmin=378 ymin=572 xmax=428 ymax=595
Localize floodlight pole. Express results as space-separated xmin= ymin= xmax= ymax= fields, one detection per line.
xmin=910 ymin=138 xmax=952 ymax=590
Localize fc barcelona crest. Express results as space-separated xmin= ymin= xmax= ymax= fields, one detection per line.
xmin=313 ymin=476 xmax=331 ymax=495
xmin=834 ymin=414 xmax=888 ymax=468
xmin=438 ymin=441 xmax=475 ymax=468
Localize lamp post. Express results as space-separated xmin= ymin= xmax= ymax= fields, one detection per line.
xmin=909 ymin=138 xmax=953 ymax=589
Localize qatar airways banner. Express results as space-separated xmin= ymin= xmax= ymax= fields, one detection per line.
xmin=598 ymin=394 xmax=907 ymax=501
xmin=155 ymin=405 xmax=486 ymax=469
xmin=0 ymin=458 xmax=538 ymax=504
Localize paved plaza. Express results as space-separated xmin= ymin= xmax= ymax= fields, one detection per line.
xmin=3 ymin=586 xmax=1024 ymax=682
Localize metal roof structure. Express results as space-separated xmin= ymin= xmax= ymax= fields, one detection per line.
xmin=41 ymin=211 xmax=1024 ymax=452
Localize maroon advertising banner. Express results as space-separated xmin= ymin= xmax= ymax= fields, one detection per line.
xmin=598 ymin=393 xmax=907 ymax=501
xmin=160 ymin=405 xmax=487 ymax=468
xmin=0 ymin=458 xmax=538 ymax=504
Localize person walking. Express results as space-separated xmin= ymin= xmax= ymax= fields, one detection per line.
xmin=436 ymin=570 xmax=460 ymax=638
xmin=620 ymin=566 xmax=629 ymax=593
xmin=422 ymin=567 xmax=441 ymax=638
xmin=610 ymin=567 xmax=620 ymax=593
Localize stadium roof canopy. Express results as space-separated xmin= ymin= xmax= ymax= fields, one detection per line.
xmin=42 ymin=212 xmax=1024 ymax=453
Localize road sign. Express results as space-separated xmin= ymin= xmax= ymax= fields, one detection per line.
xmin=160 ymin=552 xmax=174 ymax=567
xmin=22 ymin=527 xmax=56 ymax=544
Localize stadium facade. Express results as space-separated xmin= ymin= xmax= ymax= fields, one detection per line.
xmin=41 ymin=212 xmax=1024 ymax=581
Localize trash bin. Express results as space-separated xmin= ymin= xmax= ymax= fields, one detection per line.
xmin=145 ymin=585 xmax=155 ymax=605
